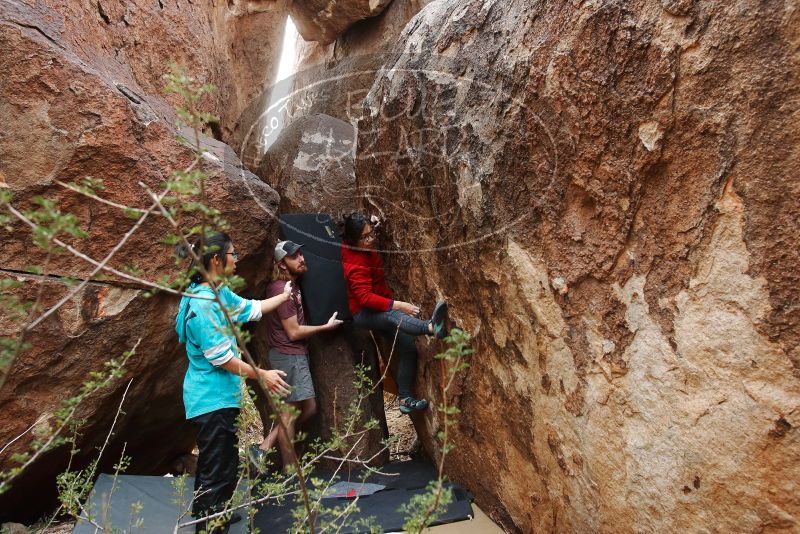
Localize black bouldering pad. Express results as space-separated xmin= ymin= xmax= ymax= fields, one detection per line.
xmin=72 ymin=473 xmax=244 ymax=534
xmin=278 ymin=213 xmax=352 ymax=325
xmin=254 ymin=460 xmax=473 ymax=533
xmin=73 ymin=461 xmax=473 ymax=533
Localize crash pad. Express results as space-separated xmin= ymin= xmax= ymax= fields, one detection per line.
xmin=73 ymin=460 xmax=473 ymax=533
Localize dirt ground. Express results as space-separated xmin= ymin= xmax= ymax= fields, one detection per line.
xmin=383 ymin=393 xmax=419 ymax=459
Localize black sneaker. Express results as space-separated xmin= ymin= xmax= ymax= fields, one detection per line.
xmin=399 ymin=397 xmax=429 ymax=414
xmin=431 ymin=301 xmax=449 ymax=339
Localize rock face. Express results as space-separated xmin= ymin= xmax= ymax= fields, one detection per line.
xmin=4 ymin=0 xmax=799 ymax=530
xmin=286 ymin=0 xmax=434 ymax=123
xmin=4 ymin=0 xmax=285 ymax=150
xmin=304 ymin=330 xmax=389 ymax=468
xmin=259 ymin=114 xmax=357 ymax=216
xmin=212 ymin=0 xmax=288 ymax=150
xmin=351 ymin=0 xmax=800 ymax=532
xmin=290 ymin=0 xmax=394 ymax=45
xmin=0 ymin=0 xmax=282 ymax=522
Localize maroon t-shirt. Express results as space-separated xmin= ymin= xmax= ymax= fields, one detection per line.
xmin=265 ymin=280 xmax=307 ymax=355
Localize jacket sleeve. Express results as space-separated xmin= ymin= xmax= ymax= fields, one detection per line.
xmin=346 ymin=263 xmax=393 ymax=312
xmin=219 ymin=286 xmax=262 ymax=324
xmin=188 ymin=303 xmax=236 ymax=367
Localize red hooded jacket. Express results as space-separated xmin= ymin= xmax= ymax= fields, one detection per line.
xmin=341 ymin=244 xmax=394 ymax=315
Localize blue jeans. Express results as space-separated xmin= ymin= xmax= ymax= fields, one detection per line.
xmin=353 ymin=309 xmax=431 ymax=398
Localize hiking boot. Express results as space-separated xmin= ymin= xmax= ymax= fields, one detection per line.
xmin=431 ymin=301 xmax=449 ymax=339
xmin=399 ymin=397 xmax=429 ymax=414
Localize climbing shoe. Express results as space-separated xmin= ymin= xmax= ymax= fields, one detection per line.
xmin=399 ymin=397 xmax=429 ymax=414
xmin=431 ymin=300 xmax=449 ymax=339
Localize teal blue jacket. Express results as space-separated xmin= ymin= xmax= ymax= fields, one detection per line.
xmin=175 ymin=284 xmax=261 ymax=419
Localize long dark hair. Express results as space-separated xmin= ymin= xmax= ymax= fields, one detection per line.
xmin=342 ymin=212 xmax=369 ymax=246
xmin=175 ymin=232 xmax=232 ymax=284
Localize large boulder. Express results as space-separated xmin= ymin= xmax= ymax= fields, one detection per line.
xmin=3 ymin=0 xmax=285 ymax=151
xmin=290 ymin=0 xmax=394 ymax=45
xmin=285 ymin=0 xmax=434 ymax=124
xmin=353 ymin=0 xmax=800 ymax=532
xmin=0 ymin=0 xmax=281 ymax=523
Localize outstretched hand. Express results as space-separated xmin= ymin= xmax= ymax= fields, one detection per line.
xmin=394 ymin=301 xmax=420 ymax=316
xmin=326 ymin=311 xmax=344 ymax=330
xmin=260 ymin=369 xmax=290 ymax=396
xmin=283 ymin=280 xmax=293 ymax=296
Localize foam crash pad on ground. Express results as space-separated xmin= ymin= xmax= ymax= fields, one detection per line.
xmin=254 ymin=468 xmax=472 ymax=533
xmin=72 ymin=473 xmax=245 ymax=534
xmin=73 ymin=461 xmax=474 ymax=533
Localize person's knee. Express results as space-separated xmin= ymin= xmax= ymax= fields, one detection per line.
xmin=280 ymin=409 xmax=296 ymax=427
xmin=387 ymin=309 xmax=407 ymax=324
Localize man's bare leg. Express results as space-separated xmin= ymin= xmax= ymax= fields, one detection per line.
xmin=296 ymin=398 xmax=317 ymax=426
xmin=259 ymin=399 xmax=316 ymax=468
xmin=275 ymin=409 xmax=297 ymax=469
xmin=261 ymin=401 xmax=300 ymax=452
xmin=275 ymin=399 xmax=316 ymax=467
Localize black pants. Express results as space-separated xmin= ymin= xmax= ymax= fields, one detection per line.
xmin=190 ymin=408 xmax=240 ymax=533
xmin=353 ymin=309 xmax=430 ymax=398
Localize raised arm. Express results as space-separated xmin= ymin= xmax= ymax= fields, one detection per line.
xmin=216 ymin=283 xmax=290 ymax=323
xmin=259 ymin=281 xmax=292 ymax=314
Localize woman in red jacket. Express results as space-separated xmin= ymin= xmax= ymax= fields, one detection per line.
xmin=341 ymin=213 xmax=449 ymax=414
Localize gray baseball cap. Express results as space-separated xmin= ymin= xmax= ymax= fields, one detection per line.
xmin=274 ymin=240 xmax=303 ymax=262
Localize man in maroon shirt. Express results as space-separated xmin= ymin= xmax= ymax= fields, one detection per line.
xmin=251 ymin=240 xmax=342 ymax=470
xmin=341 ymin=213 xmax=449 ymax=414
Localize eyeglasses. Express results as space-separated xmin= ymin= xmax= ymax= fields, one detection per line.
xmin=227 ymin=252 xmax=239 ymax=261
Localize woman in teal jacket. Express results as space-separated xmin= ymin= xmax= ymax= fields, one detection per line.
xmin=175 ymin=232 xmax=289 ymax=533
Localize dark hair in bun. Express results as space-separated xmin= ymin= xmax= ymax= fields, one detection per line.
xmin=175 ymin=231 xmax=232 ymax=284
